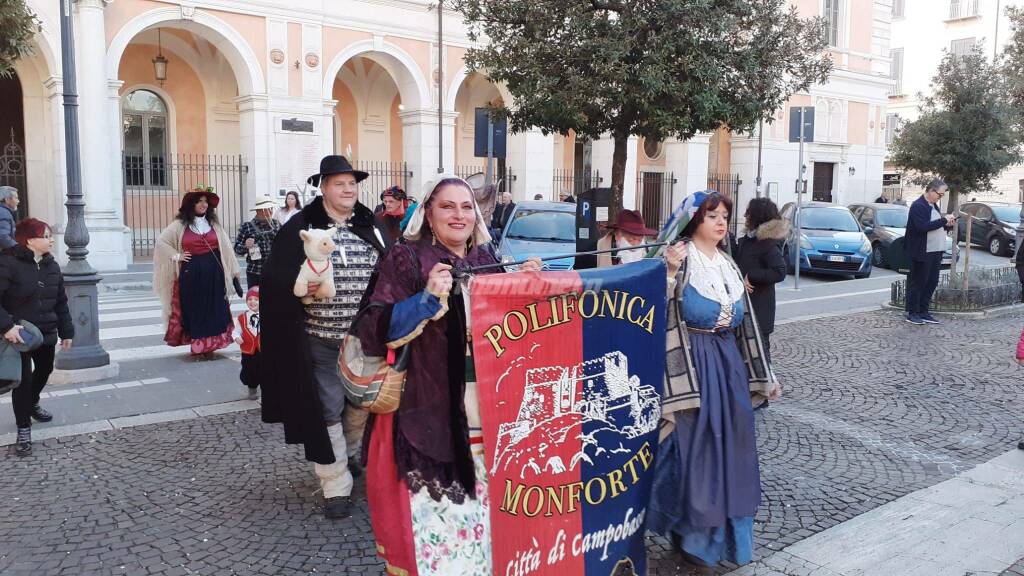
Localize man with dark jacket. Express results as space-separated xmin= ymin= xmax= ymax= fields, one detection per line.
xmin=904 ymin=179 xmax=956 ymax=325
xmin=0 ymin=186 xmax=20 ymax=249
xmin=260 ymin=156 xmax=390 ymax=519
xmin=490 ymin=191 xmax=516 ymax=231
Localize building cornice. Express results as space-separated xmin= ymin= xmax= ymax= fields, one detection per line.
xmin=150 ymin=0 xmax=476 ymax=48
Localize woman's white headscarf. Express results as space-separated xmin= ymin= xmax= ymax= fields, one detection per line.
xmin=403 ymin=174 xmax=492 ymax=247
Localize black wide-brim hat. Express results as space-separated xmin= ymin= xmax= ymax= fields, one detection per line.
xmin=306 ymin=155 xmax=368 ymax=187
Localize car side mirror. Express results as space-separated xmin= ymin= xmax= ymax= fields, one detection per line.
xmin=863 ymin=226 xmax=874 ymax=235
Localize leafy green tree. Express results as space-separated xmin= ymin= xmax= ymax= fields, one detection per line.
xmin=1001 ymin=6 xmax=1024 ymax=135
xmin=0 ymin=0 xmax=41 ymax=77
xmin=889 ymin=46 xmax=1021 ymax=210
xmin=448 ymin=0 xmax=832 ymax=216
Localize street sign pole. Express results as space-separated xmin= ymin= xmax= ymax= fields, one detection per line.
xmin=794 ymin=107 xmax=806 ymax=291
xmin=485 ymin=115 xmax=494 ymax=192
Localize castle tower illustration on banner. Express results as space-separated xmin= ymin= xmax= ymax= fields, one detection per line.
xmin=491 ymin=351 xmax=660 ymax=475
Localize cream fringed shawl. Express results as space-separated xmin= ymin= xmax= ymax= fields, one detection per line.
xmin=152 ymin=220 xmax=240 ymax=329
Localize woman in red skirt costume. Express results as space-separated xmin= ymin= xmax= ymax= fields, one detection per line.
xmin=154 ymin=187 xmax=241 ymax=356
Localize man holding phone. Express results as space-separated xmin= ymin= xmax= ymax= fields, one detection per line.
xmin=904 ymin=179 xmax=956 ymax=325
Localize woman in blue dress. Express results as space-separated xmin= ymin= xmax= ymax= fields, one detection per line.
xmin=649 ymin=190 xmax=781 ymax=568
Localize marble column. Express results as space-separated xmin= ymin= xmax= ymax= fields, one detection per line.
xmin=400 ymin=108 xmax=457 ymax=197
xmin=505 ymin=129 xmax=554 ymax=201
xmin=76 ymin=0 xmax=129 ymax=271
xmin=592 ymin=135 xmax=639 ymax=208
xmin=664 ymin=134 xmax=712 ymax=208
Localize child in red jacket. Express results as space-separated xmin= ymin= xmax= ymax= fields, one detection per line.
xmin=233 ymin=286 xmax=260 ymax=399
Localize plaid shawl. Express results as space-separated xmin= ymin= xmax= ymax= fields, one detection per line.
xmin=659 ymin=246 xmax=778 ymax=436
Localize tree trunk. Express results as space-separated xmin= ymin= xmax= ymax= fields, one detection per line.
xmin=610 ymin=134 xmax=628 ymax=222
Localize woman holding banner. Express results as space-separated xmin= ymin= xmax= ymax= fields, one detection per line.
xmin=648 ymin=190 xmax=780 ymax=568
xmin=354 ymin=175 xmax=540 ymax=575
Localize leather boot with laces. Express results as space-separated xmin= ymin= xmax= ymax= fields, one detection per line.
xmin=15 ymin=427 xmax=31 ymax=457
xmin=31 ymin=405 xmax=53 ymax=422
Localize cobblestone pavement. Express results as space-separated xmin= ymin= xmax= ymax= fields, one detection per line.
xmin=2 ymin=309 xmax=1023 ymax=576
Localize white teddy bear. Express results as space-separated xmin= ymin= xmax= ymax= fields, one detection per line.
xmin=293 ymin=228 xmax=337 ymax=304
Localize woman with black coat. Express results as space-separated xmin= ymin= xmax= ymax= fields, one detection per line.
xmin=735 ymin=198 xmax=789 ymax=363
xmin=2 ymin=218 xmax=73 ymax=457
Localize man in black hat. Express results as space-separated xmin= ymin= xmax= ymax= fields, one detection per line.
xmin=260 ymin=155 xmax=391 ymax=519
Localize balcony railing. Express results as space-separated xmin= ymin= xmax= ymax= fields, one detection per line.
xmin=887 ymin=79 xmax=904 ymax=98
xmin=948 ymin=0 xmax=980 ymax=20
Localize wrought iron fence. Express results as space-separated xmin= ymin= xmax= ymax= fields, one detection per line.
xmin=891 ymin=266 xmax=1021 ymax=311
xmin=636 ymin=171 xmax=676 ymax=230
xmin=0 ymin=129 xmax=28 ymax=220
xmin=707 ymin=172 xmax=743 ymax=235
xmin=122 ymin=153 xmax=247 ymax=257
xmin=455 ymin=165 xmax=514 ymax=195
xmin=553 ymin=169 xmax=601 ymax=201
xmin=353 ymin=161 xmax=411 ymax=210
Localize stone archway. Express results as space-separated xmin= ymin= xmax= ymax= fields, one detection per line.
xmin=107 ymin=8 xmax=270 ymax=257
xmin=10 ymin=34 xmax=63 ymax=230
xmin=323 ymin=39 xmax=435 ymax=198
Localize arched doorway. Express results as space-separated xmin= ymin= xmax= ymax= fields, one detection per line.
xmin=329 ymin=52 xmax=418 ymax=208
xmin=109 ymin=9 xmax=266 ymax=257
xmin=323 ymin=40 xmax=433 ymax=198
xmin=0 ymin=73 xmax=29 ymax=220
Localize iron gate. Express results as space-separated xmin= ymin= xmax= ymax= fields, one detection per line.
xmin=0 ymin=129 xmax=28 ymax=220
xmin=354 ymin=161 xmax=411 ymax=209
xmin=456 ymin=164 xmax=515 ymax=194
xmin=123 ymin=153 xmax=247 ymax=257
xmin=553 ymin=169 xmax=601 ymax=200
xmin=637 ymin=171 xmax=676 ymax=230
xmin=707 ymin=172 xmax=742 ymax=235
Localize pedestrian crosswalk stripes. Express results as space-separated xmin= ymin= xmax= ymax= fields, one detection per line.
xmin=95 ymin=292 xmax=246 ymax=357
xmin=101 ymin=303 xmax=246 ymax=323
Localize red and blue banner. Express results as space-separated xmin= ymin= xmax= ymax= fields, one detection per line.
xmin=470 ymin=259 xmax=667 ymax=576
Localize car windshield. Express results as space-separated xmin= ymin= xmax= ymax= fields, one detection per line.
xmin=798 ymin=208 xmax=860 ymax=232
xmin=505 ymin=209 xmax=575 ymax=242
xmin=991 ymin=206 xmax=1022 ymax=223
xmin=875 ymin=208 xmax=909 ymax=228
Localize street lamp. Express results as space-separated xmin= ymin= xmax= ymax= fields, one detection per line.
xmin=56 ymin=0 xmax=110 ymax=371
xmin=152 ymin=29 xmax=168 ymax=85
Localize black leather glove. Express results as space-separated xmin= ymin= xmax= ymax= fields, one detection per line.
xmin=233 ymin=277 xmax=244 ymax=298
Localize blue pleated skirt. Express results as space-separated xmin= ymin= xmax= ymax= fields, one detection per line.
xmin=179 ymin=251 xmax=231 ymax=340
xmin=648 ymin=330 xmax=760 ymax=566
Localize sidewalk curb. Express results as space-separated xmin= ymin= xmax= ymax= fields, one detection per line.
xmin=0 ymin=399 xmax=259 ymax=447
xmin=881 ymin=302 xmax=1024 ymax=319
xmin=99 ymin=281 xmax=152 ymax=293
xmin=776 ymin=305 xmax=885 ymax=326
